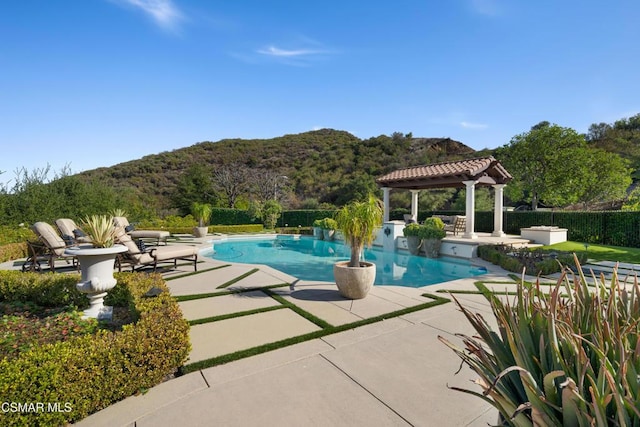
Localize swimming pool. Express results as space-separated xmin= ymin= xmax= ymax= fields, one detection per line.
xmin=206 ymin=236 xmax=486 ymax=288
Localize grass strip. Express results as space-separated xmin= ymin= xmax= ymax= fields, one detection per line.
xmin=164 ymin=264 xmax=231 ymax=281
xmin=217 ymin=268 xmax=260 ymax=289
xmin=180 ymin=293 xmax=450 ymax=374
xmin=265 ymin=290 xmax=333 ymax=329
xmin=188 ymin=305 xmax=286 ymax=326
xmin=174 ymin=284 xmax=289 ymax=302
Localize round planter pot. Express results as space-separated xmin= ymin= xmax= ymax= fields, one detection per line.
xmin=65 ymin=244 xmax=128 ymax=320
xmin=333 ymin=261 xmax=376 ymax=299
xmin=323 ymin=229 xmax=335 ymax=241
xmin=406 ymin=235 xmax=422 ymax=255
xmin=313 ymin=227 xmax=324 ymax=240
xmin=422 ymin=238 xmax=442 ymax=258
xmin=193 ymin=226 xmax=208 ymax=238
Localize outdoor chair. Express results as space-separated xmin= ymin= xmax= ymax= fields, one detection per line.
xmin=113 ymin=216 xmax=170 ymax=246
xmin=29 ymin=221 xmax=79 ymax=272
xmin=444 ymin=215 xmax=466 ymax=236
xmin=55 ymin=218 xmax=92 ymax=244
xmin=403 ymin=214 xmax=417 ymax=224
xmin=114 ymin=226 xmax=198 ymax=272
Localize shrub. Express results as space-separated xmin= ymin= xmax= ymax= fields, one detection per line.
xmin=418 ymin=225 xmax=446 ymax=240
xmin=312 ymin=219 xmax=323 ymax=228
xmin=321 ymin=218 xmax=338 ymax=230
xmin=441 ymin=258 xmax=640 ymax=425
xmin=403 ymin=223 xmax=422 ymax=237
xmin=0 ymin=242 xmax=28 ymax=264
xmin=0 ymin=225 xmax=36 ymax=246
xmin=477 ymin=245 xmax=587 ymax=276
xmin=423 ymin=216 xmax=445 ymax=230
xmin=0 ymin=272 xmax=190 ymax=426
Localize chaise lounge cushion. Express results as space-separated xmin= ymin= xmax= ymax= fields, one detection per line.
xmin=55 ymin=218 xmax=93 ymax=244
xmin=114 ymin=226 xmax=197 ymax=271
xmin=113 ymin=217 xmax=170 ymax=244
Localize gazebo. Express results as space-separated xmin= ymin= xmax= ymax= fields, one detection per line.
xmin=376 ymin=156 xmax=512 ymax=239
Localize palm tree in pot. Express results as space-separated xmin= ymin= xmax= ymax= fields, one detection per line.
xmin=333 ymin=195 xmax=383 ymax=299
xmin=192 ymin=202 xmax=213 ymax=238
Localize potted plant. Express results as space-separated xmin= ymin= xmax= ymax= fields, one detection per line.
xmin=191 ymin=202 xmax=213 ymax=238
xmin=402 ymin=223 xmax=423 ymax=255
xmin=312 ymin=219 xmax=324 ymax=240
xmin=419 ymin=217 xmax=446 ymax=258
xmin=321 ymin=218 xmax=338 ymax=241
xmin=65 ymin=214 xmax=127 ymax=320
xmin=333 ymin=195 xmax=383 ymax=299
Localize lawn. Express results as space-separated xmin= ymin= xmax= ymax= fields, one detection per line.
xmin=542 ymin=241 xmax=640 ymax=264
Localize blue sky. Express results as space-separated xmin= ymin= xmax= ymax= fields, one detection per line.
xmin=1 ymin=0 xmax=639 ymax=187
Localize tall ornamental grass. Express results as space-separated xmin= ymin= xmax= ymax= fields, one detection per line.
xmin=440 ymin=256 xmax=640 ymax=426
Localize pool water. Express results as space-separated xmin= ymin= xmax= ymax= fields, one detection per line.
xmin=206 ymin=236 xmax=486 ymax=288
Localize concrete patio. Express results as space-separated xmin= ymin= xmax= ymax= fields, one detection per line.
xmin=1 ymin=235 xmax=532 ymax=426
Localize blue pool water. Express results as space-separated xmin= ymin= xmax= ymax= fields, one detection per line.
xmin=206 ymin=236 xmax=486 ymax=288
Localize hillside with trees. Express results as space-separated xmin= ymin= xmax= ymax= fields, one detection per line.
xmin=77 ymin=129 xmax=476 ymax=214
xmin=2 ymin=115 xmax=639 ymax=226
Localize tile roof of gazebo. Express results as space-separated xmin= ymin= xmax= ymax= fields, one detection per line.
xmin=376 ymin=156 xmax=512 ymax=189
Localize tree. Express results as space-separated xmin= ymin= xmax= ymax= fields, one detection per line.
xmin=171 ymin=164 xmax=216 ymax=215
xmin=450 ymin=187 xmax=493 ymax=211
xmin=587 ymin=113 xmax=640 ymax=179
xmin=248 ymin=169 xmax=290 ymax=204
xmin=247 ymin=199 xmax=282 ymax=229
xmin=497 ymin=122 xmax=632 ymax=210
xmin=213 ymin=164 xmax=250 ymax=208
xmin=577 ymin=149 xmax=631 ymax=209
xmin=496 ymin=122 xmax=593 ymax=209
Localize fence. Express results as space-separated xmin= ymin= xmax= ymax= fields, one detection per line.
xmin=216 ymin=207 xmax=640 ymax=248
xmin=433 ymin=210 xmax=640 ymax=248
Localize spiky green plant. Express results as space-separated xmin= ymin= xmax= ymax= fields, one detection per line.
xmin=334 ymin=195 xmax=383 ymax=267
xmin=80 ymin=215 xmax=116 ymax=248
xmin=440 ymin=256 xmax=640 ymax=426
xmin=109 ymin=208 xmax=128 ymax=218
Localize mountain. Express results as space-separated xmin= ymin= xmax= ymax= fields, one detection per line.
xmin=78 ymin=129 xmax=477 ymax=210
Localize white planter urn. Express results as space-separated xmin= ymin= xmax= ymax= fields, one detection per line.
xmin=65 ymin=244 xmax=128 ymax=320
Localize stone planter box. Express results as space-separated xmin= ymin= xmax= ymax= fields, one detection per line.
xmin=520 ymin=226 xmax=568 ymax=245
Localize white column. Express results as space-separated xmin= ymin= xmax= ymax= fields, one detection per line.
xmin=382 ymin=187 xmax=391 ymax=222
xmin=462 ymin=180 xmax=478 ymax=239
xmin=492 ymin=184 xmax=506 ymax=237
xmin=410 ymin=190 xmax=419 ymax=221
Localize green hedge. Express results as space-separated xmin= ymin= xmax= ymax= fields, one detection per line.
xmin=164 ymin=224 xmax=264 ymax=235
xmin=0 ymin=271 xmax=190 ymax=426
xmin=503 ymin=211 xmax=640 ymax=248
xmin=210 ymin=208 xmax=260 ymax=225
xmin=277 ymin=210 xmax=337 ymax=227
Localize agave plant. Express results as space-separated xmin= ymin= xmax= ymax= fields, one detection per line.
xmin=81 ymin=215 xmax=116 ymax=248
xmin=440 ymin=256 xmax=640 ymax=426
xmin=109 ymin=208 xmax=128 ymax=218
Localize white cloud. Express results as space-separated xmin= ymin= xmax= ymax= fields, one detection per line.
xmin=111 ymin=0 xmax=184 ymax=31
xmin=460 ymin=121 xmax=488 ymax=130
xmin=258 ymin=45 xmax=326 ymax=58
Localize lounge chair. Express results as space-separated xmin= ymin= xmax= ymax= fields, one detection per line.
xmin=113 ymin=217 xmax=170 ymax=246
xmin=403 ymin=214 xmax=417 ymax=224
xmin=55 ymin=218 xmax=92 ymax=244
xmin=114 ymin=226 xmax=198 ymax=272
xmin=444 ymin=215 xmax=466 ymax=236
xmin=28 ymin=222 xmax=79 ymax=272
